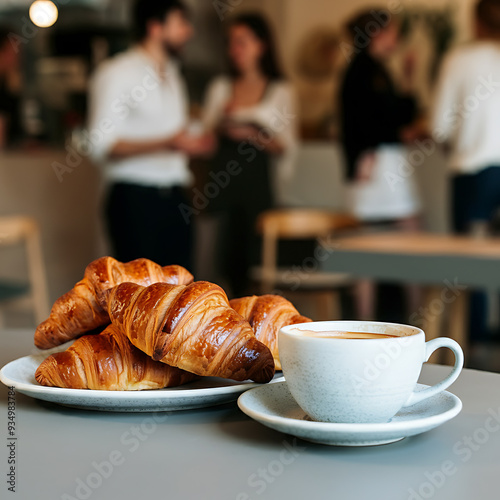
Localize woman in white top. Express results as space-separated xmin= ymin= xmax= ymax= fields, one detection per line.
xmin=202 ymin=13 xmax=297 ymax=296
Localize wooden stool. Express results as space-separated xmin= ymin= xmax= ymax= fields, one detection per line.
xmin=422 ymin=285 xmax=469 ymax=366
xmin=252 ymin=209 xmax=359 ymax=320
xmin=0 ymin=216 xmax=50 ymax=326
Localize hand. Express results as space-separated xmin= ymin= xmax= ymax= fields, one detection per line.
xmin=400 ymin=118 xmax=429 ymax=144
xmin=171 ymin=131 xmax=216 ymax=157
xmin=355 ymin=151 xmax=376 ymax=182
xmin=0 ymin=115 xmax=7 ymax=151
xmin=223 ymin=123 xmax=261 ymax=143
xmin=403 ymin=51 xmax=417 ymax=90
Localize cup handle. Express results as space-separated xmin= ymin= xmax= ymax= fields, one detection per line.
xmin=403 ymin=338 xmax=464 ymax=407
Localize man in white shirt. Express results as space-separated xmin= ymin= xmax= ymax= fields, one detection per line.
xmin=89 ymin=0 xmax=212 ymax=268
xmin=432 ymin=0 xmax=500 ymax=339
xmin=432 ymin=0 xmax=500 ymax=236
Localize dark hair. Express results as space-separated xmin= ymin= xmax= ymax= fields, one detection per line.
xmin=346 ymin=8 xmax=393 ymax=49
xmin=476 ymin=0 xmax=500 ymax=35
xmin=228 ymin=13 xmax=283 ymax=80
xmin=0 ymin=27 xmax=14 ymax=49
xmin=132 ymin=0 xmax=188 ymax=41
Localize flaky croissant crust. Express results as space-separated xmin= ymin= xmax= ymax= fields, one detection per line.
xmin=103 ymin=281 xmax=275 ymax=383
xmin=35 ymin=324 xmax=198 ymax=391
xmin=35 ymin=257 xmax=194 ymax=350
xmin=230 ymin=294 xmax=312 ymax=370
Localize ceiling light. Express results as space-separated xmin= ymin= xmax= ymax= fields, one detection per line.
xmin=29 ymin=1 xmax=59 ymax=28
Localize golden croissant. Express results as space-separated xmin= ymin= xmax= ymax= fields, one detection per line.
xmin=35 ymin=325 xmax=198 ymax=390
xmin=35 ymin=256 xmax=194 ymax=350
xmin=230 ymin=295 xmax=312 ymax=370
xmin=102 ymin=281 xmax=275 ymax=383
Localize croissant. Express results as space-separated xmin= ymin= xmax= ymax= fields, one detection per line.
xmin=102 ymin=281 xmax=275 ymax=383
xmin=35 ymin=325 xmax=198 ymax=390
xmin=230 ymin=295 xmax=312 ymax=370
xmin=35 ymin=257 xmax=194 ymax=350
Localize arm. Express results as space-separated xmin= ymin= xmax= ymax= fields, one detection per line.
xmin=201 ymin=77 xmax=228 ymax=132
xmin=252 ymin=83 xmax=298 ymax=156
xmin=108 ymin=135 xmax=181 ymax=160
xmin=431 ymin=52 xmax=459 ymax=146
xmin=88 ymin=65 xmax=128 ymax=163
xmin=255 ymin=128 xmax=287 ymax=154
xmin=340 ymin=60 xmax=407 ymax=180
xmin=88 ymin=65 xmax=213 ymax=161
xmin=88 ymin=65 xmax=182 ymax=162
xmin=248 ymin=126 xmax=286 ymax=154
xmin=225 ymin=83 xmax=298 ymax=155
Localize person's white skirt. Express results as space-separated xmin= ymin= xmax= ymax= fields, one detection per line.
xmin=349 ymin=145 xmax=421 ymax=221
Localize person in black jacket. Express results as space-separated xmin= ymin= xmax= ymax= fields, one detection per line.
xmin=0 ymin=28 xmax=22 ymax=148
xmin=339 ymin=9 xmax=421 ymax=320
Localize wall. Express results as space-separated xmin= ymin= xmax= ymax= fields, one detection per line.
xmin=0 ymin=151 xmax=107 ymax=308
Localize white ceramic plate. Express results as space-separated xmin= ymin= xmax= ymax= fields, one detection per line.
xmin=238 ymin=381 xmax=462 ymax=446
xmin=0 ymin=353 xmax=283 ymax=412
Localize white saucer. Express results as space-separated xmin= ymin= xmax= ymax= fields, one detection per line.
xmin=238 ymin=381 xmax=462 ymax=446
xmin=0 ymin=353 xmax=283 ymax=412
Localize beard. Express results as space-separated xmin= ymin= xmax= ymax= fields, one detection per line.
xmin=162 ymin=40 xmax=184 ymax=58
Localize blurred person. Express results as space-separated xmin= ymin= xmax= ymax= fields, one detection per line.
xmin=433 ymin=0 xmax=500 ymax=237
xmin=339 ymin=9 xmax=421 ymax=320
xmin=432 ymin=0 xmax=500 ymax=338
xmin=0 ymin=27 xmax=22 ymax=149
xmin=202 ymin=13 xmax=297 ymax=297
xmin=88 ymin=0 xmax=213 ymax=269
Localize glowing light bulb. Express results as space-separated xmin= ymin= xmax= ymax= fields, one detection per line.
xmin=29 ymin=1 xmax=59 ymax=28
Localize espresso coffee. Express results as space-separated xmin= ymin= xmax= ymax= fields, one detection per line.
xmin=290 ymin=329 xmax=399 ymax=339
xmin=280 ymin=320 xmax=464 ymax=423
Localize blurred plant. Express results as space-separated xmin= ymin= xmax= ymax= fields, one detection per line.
xmin=400 ymin=6 xmax=456 ymax=82
xmin=295 ymin=27 xmax=339 ymax=81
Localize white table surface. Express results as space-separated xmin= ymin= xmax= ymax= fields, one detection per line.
xmin=1 ymin=329 xmax=499 ymax=500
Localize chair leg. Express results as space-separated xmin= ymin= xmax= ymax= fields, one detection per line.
xmin=315 ymin=291 xmax=337 ymax=321
xmin=446 ymin=290 xmax=469 ymax=366
xmin=422 ymin=286 xmax=445 ymax=364
xmin=331 ymin=291 xmax=342 ymax=320
xmin=26 ymin=226 xmax=50 ymax=324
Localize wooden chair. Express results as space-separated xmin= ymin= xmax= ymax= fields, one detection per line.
xmin=0 ymin=216 xmax=50 ymax=326
xmin=252 ymin=209 xmax=359 ymax=320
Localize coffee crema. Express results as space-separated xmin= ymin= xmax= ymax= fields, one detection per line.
xmin=290 ymin=329 xmax=399 ymax=339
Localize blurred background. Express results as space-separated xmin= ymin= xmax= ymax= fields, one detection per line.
xmin=1 ymin=0 xmax=499 ymax=371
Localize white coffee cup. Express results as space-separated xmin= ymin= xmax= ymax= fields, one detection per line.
xmin=279 ymin=321 xmax=464 ymax=424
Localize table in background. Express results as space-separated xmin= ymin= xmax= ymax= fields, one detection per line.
xmin=321 ymin=232 xmax=500 ymax=364
xmin=1 ymin=329 xmax=499 ymax=500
